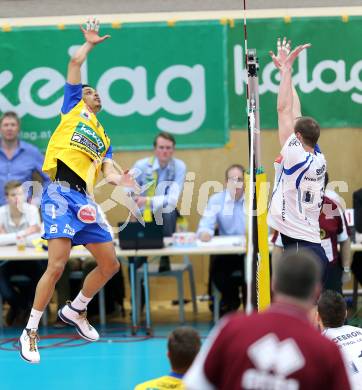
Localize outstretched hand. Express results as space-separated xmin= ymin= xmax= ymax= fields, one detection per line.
xmin=120 ymin=171 xmax=141 ymax=193
xmin=269 ymin=37 xmax=311 ymax=70
xmin=80 ymin=17 xmax=111 ymax=45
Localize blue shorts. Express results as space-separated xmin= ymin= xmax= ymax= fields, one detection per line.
xmin=280 ymin=233 xmax=328 ymax=283
xmin=41 ymin=183 xmax=112 ymax=246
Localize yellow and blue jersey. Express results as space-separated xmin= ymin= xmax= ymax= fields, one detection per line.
xmin=134 ymin=373 xmax=185 ymax=390
xmin=42 ymin=83 xmax=112 ymax=190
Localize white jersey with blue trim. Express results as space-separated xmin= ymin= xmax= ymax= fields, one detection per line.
xmin=268 ymin=133 xmax=326 ymax=243
xmin=323 ymin=325 xmax=362 ymax=390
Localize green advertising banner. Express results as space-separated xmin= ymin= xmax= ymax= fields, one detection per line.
xmin=1 ymin=16 xmax=362 ymax=151
xmin=0 ymin=21 xmax=229 ymax=151
xmin=228 ymin=16 xmax=362 ymax=129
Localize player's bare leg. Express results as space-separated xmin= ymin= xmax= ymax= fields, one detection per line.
xmin=82 ymin=242 xmax=120 ymax=298
xmin=19 ymin=238 xmax=71 ymax=363
xmin=58 ymin=241 xmax=119 ymax=341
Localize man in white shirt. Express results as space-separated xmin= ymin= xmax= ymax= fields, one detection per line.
xmin=0 ymin=180 xmax=43 ymax=325
xmin=197 ymin=164 xmax=246 ymax=315
xmin=268 ymin=37 xmax=328 ymax=277
xmin=132 ymin=132 xmax=186 ymax=227
xmin=318 ymin=290 xmax=362 ymax=390
xmin=0 ymin=181 xmax=41 ymax=245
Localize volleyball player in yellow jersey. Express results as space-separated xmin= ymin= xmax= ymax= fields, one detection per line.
xmin=135 ymin=327 xmax=201 ymax=390
xmin=19 ymin=18 xmax=138 ymax=363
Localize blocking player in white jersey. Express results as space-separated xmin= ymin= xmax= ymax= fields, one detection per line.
xmin=267 ymin=37 xmax=328 ymax=277
xmin=317 ymin=290 xmax=362 ymax=390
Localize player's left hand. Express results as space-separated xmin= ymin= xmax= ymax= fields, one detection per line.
xmin=134 ymin=196 xmax=148 ymax=208
xmin=269 ymin=37 xmax=311 ymax=70
xmin=80 ymin=17 xmax=111 ymax=45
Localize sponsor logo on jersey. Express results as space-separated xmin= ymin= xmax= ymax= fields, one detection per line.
xmin=316 ymin=164 xmax=326 ymax=176
xmin=333 ymin=330 xmax=362 ymax=343
xmin=282 ymin=198 xmax=286 ymax=221
xmin=71 ymin=132 xmax=99 ymax=156
xmin=302 ymin=190 xmax=315 ymax=204
xmin=71 ymin=122 xmax=106 ymax=156
xmin=304 ymin=176 xmax=317 ymax=182
xmin=63 ymin=224 xmax=75 ymax=236
xmin=288 ymin=138 xmax=301 ymax=147
xmin=77 ymin=205 xmax=97 ymax=224
xmin=50 ymin=224 xmax=58 ymax=234
xmin=242 ymin=333 xmax=305 ymax=390
xmin=80 ymin=109 xmax=91 ymax=121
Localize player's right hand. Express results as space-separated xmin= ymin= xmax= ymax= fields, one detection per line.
xmin=80 ymin=17 xmax=111 ymax=45
xmin=120 ymin=172 xmax=141 ymax=194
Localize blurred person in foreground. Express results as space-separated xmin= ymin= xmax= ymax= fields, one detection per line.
xmin=317 ymin=290 xmax=362 ymax=390
xmin=197 ymin=164 xmax=246 ymax=315
xmin=0 ymin=111 xmax=50 ymax=206
xmin=184 ymin=250 xmax=351 ymax=390
xmin=0 ymin=180 xmax=43 ymax=325
xmin=135 ymin=327 xmax=201 ymax=390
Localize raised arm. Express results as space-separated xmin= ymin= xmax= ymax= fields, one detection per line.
xmin=67 ymin=18 xmax=110 ymax=85
xmin=269 ymin=38 xmax=310 ymax=147
xmin=277 ymin=63 xmax=294 ymax=146
xmin=292 ymin=85 xmax=302 ymax=120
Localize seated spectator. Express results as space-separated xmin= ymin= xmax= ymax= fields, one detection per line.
xmin=0 ymin=180 xmax=44 ymax=325
xmin=0 ymin=111 xmax=50 ymax=206
xmin=135 ymin=326 xmax=201 ymax=390
xmin=184 ymin=250 xmax=350 ymax=390
xmin=317 ymin=290 xmax=362 ymax=389
xmin=197 ymin=164 xmax=246 ymax=315
xmin=127 ymin=132 xmax=187 ymax=312
xmin=0 ymin=181 xmax=41 ymax=245
xmin=130 ymin=131 xmax=187 ymax=273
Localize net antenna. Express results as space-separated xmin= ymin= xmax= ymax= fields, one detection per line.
xmin=243 ymin=0 xmax=265 ymax=314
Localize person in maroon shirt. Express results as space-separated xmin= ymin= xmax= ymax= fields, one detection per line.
xmin=184 ymin=250 xmax=351 ymax=390
xmin=321 ymin=173 xmax=352 ymax=293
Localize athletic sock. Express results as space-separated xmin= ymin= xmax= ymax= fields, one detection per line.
xmin=26 ymin=308 xmax=43 ymax=330
xmin=71 ymin=291 xmax=92 ymax=311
